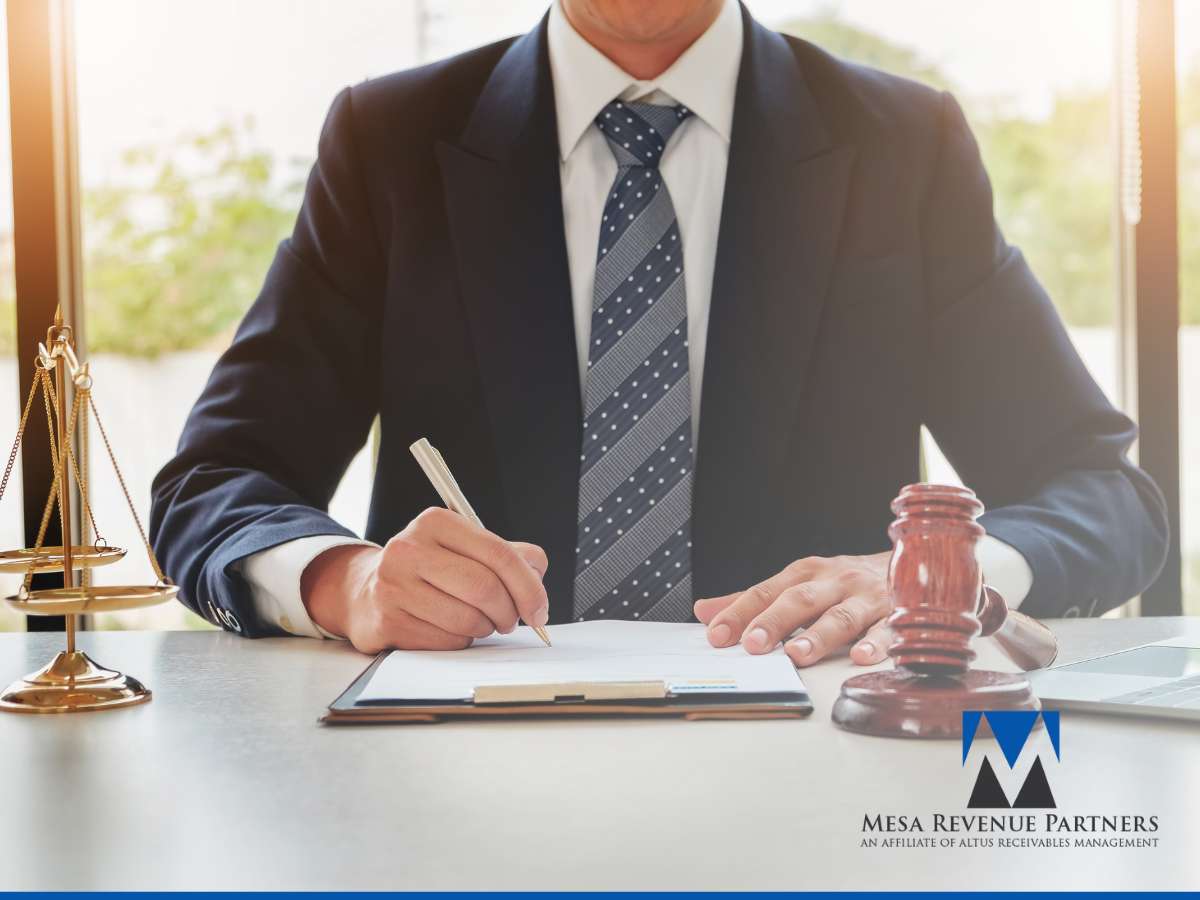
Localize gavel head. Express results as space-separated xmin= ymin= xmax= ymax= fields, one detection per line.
xmin=885 ymin=483 xmax=985 ymax=675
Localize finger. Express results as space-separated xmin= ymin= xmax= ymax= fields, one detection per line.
xmin=850 ymin=618 xmax=893 ymax=666
xmin=786 ymin=593 xmax=890 ymax=667
xmin=370 ymin=604 xmax=474 ymax=652
xmin=392 ymin=577 xmax=495 ymax=639
xmin=693 ymin=593 xmax=737 ymax=625
xmin=694 ymin=559 xmax=826 ymax=627
xmin=705 ymin=568 xmax=804 ymax=648
xmin=409 ymin=544 xmax=521 ymax=634
xmin=742 ymin=578 xmax=844 ymax=654
xmin=511 ymin=541 xmax=549 ymax=578
xmin=421 ymin=509 xmax=550 ymax=627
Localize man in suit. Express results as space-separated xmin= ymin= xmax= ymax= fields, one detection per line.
xmin=150 ymin=0 xmax=1168 ymax=666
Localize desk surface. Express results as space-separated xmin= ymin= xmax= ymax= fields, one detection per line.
xmin=0 ymin=617 xmax=1196 ymax=890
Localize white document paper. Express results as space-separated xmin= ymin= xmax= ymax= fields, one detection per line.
xmin=356 ymin=620 xmax=806 ymax=703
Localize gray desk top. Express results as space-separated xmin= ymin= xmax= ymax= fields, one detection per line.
xmin=1 ymin=617 xmax=1196 ymax=890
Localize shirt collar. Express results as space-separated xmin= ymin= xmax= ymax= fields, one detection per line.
xmin=548 ymin=0 xmax=743 ymax=162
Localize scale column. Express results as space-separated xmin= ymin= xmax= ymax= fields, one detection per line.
xmin=52 ymin=316 xmax=75 ymax=653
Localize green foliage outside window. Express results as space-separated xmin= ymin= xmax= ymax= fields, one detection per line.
xmin=0 ymin=120 xmax=302 ymax=358
xmin=978 ymin=93 xmax=1115 ymax=326
xmin=81 ymin=120 xmax=303 ymax=356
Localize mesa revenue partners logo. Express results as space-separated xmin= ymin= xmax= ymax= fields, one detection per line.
xmin=856 ymin=710 xmax=1164 ymax=851
xmin=963 ymin=710 xmax=1057 ymax=808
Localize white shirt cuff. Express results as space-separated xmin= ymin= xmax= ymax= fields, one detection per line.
xmin=237 ymin=535 xmax=376 ymax=639
xmin=976 ymin=534 xmax=1033 ymax=609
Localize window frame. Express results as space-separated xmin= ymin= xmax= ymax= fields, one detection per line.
xmin=1116 ymin=0 xmax=1183 ymax=616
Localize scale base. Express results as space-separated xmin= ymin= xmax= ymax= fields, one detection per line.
xmin=832 ymin=668 xmax=1039 ymax=739
xmin=0 ymin=649 xmax=151 ymax=714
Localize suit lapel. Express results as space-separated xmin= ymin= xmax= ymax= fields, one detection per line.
xmin=437 ymin=21 xmax=583 ymax=620
xmin=436 ymin=12 xmax=857 ymax=613
xmin=693 ymin=11 xmax=857 ymax=599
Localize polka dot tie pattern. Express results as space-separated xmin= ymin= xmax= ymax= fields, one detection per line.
xmin=572 ymin=99 xmax=695 ymax=623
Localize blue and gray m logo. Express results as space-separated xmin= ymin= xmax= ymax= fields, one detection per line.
xmin=962 ymin=710 xmax=1061 ymax=809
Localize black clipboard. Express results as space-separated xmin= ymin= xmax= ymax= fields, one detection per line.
xmin=321 ymin=651 xmax=813 ymax=725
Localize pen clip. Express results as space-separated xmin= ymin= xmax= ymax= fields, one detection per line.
xmin=431 ymin=446 xmax=480 ymax=522
xmin=430 ymin=446 xmax=462 ymax=497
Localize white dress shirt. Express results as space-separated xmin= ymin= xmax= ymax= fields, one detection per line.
xmin=238 ymin=0 xmax=1032 ymax=639
xmin=550 ymin=0 xmax=742 ymax=430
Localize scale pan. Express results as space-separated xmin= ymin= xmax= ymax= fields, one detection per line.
xmin=6 ymin=583 xmax=178 ymax=616
xmin=0 ymin=545 xmax=127 ymax=574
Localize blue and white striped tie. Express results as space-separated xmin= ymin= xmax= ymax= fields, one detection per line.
xmin=573 ymin=99 xmax=695 ymax=622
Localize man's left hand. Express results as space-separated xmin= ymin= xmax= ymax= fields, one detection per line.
xmin=694 ymin=552 xmax=894 ymax=667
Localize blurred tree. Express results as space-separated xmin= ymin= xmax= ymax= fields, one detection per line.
xmin=81 ymin=119 xmax=302 ymax=356
xmin=780 ymin=12 xmax=951 ymax=90
xmin=979 ymin=93 xmax=1114 ymax=326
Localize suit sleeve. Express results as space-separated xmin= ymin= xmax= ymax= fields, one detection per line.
xmin=920 ymin=91 xmax=1169 ymax=618
xmin=149 ymin=87 xmax=383 ymax=637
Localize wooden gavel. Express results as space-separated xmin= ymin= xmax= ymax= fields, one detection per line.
xmin=833 ymin=483 xmax=1058 ymax=739
xmin=976 ymin=585 xmax=1058 ymax=672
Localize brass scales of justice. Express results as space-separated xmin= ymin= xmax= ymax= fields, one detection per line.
xmin=0 ymin=308 xmax=177 ymax=713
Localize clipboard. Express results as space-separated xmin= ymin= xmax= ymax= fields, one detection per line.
xmin=321 ymin=651 xmax=813 ymax=725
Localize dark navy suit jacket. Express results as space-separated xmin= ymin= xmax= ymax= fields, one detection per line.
xmin=149 ymin=7 xmax=1169 ymax=636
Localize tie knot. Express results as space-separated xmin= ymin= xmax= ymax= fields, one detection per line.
xmin=595 ymin=100 xmax=692 ymax=168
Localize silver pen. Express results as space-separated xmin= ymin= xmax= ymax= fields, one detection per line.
xmin=409 ymin=437 xmax=552 ymax=646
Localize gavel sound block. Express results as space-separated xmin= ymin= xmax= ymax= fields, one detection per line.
xmin=832 ymin=484 xmax=1059 ymax=739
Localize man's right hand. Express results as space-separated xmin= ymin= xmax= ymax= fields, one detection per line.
xmin=301 ymin=507 xmax=550 ymax=654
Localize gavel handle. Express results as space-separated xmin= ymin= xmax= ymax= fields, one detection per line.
xmin=976 ymin=585 xmax=1059 ymax=671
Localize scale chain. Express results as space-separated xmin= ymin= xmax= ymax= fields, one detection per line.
xmin=0 ymin=374 xmax=41 ymax=508
xmin=14 ymin=371 xmax=60 ymax=591
xmin=25 ymin=480 xmax=58 ymax=593
xmin=87 ymin=394 xmax=167 ymax=584
xmin=29 ymin=368 xmax=68 ymax=591
xmin=20 ymin=369 xmax=106 ymax=588
xmin=39 ymin=371 xmax=106 ymax=545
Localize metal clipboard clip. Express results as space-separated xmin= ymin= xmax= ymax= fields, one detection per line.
xmin=473 ymin=681 xmax=668 ymax=704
